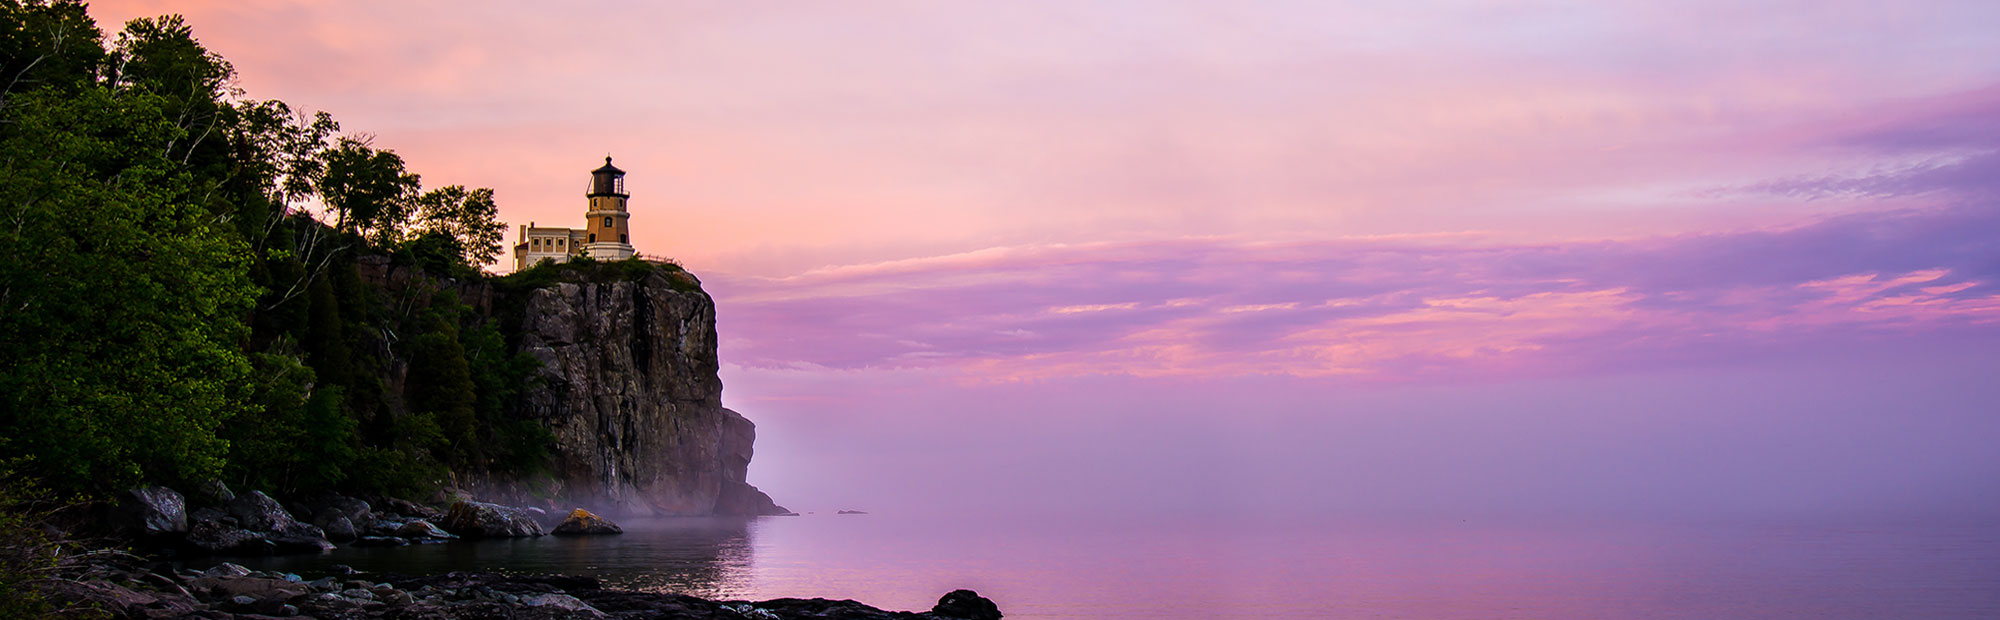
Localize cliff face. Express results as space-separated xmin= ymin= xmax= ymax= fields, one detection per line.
xmin=511 ymin=269 xmax=786 ymax=516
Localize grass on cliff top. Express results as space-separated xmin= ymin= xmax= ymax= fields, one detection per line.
xmin=498 ymin=256 xmax=705 ymax=295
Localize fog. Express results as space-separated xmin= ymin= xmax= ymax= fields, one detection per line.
xmin=733 ymin=333 xmax=2000 ymax=524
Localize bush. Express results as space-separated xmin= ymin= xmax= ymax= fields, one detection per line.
xmin=0 ymin=472 xmax=68 ymax=619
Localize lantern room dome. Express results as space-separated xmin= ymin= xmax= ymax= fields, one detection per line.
xmin=588 ymin=156 xmax=627 ymax=197
xmin=592 ymin=156 xmax=623 ymax=175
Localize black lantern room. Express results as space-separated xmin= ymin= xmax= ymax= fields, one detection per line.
xmin=589 ymin=156 xmax=627 ymax=197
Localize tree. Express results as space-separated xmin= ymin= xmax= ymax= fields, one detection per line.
xmin=412 ymin=184 xmax=504 ymax=267
xmin=317 ymin=136 xmax=418 ymax=241
xmin=223 ymin=344 xmax=356 ymax=494
xmin=106 ymin=14 xmax=236 ymax=184
xmin=0 ymin=84 xmax=257 ymax=492
xmin=405 ymin=306 xmax=477 ymax=464
xmin=0 ymin=0 xmax=104 ymax=101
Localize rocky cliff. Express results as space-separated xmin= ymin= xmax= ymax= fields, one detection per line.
xmin=509 ymin=267 xmax=787 ymax=516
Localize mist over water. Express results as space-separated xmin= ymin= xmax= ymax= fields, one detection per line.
xmin=217 ymin=337 xmax=2000 ymax=618
xmin=737 ymin=335 xmax=2000 ymax=524
xmin=222 ymin=511 xmax=2000 ymax=619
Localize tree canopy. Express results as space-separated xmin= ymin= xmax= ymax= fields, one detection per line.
xmin=0 ymin=0 xmax=539 ymax=498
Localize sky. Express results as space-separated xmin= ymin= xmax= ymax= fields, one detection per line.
xmin=88 ymin=1 xmax=2000 ymax=521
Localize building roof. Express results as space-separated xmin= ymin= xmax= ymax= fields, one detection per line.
xmin=592 ymin=156 xmax=624 ymax=175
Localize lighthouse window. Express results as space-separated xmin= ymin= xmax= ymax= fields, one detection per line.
xmin=603 ymin=216 xmax=613 ymax=228
xmin=621 ymin=234 xmax=628 ymax=243
xmin=589 ymin=233 xmax=596 ymax=242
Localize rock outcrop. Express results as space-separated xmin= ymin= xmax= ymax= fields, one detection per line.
xmin=933 ymin=589 xmax=1004 ymax=620
xmin=112 ymin=486 xmax=188 ymax=539
xmin=182 ymin=493 xmax=333 ymax=555
xmin=513 ymin=268 xmax=786 ymax=516
xmin=552 ymin=509 xmax=623 ymax=535
xmin=442 ymin=500 xmax=546 ymax=538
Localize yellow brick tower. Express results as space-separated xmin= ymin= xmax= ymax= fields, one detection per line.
xmin=582 ymin=156 xmax=635 ymax=260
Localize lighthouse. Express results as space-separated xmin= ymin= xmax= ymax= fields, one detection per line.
xmin=512 ymin=156 xmax=642 ymax=271
xmin=582 ymin=156 xmax=635 ymax=261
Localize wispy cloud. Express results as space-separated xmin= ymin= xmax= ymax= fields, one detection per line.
xmin=712 ymin=203 xmax=2000 ymax=382
xmin=1732 ymin=86 xmax=2000 ymax=200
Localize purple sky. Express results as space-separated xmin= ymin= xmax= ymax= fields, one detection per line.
xmin=89 ymin=1 xmax=2000 ymax=520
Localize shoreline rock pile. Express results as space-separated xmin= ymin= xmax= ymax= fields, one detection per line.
xmin=68 ymin=484 xmax=994 ymax=618
xmin=109 ymin=484 xmax=637 ymax=556
xmin=46 ymin=563 xmax=1004 ymax=619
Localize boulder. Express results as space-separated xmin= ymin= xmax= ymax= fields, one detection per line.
xmin=933 ymin=589 xmax=1002 ymax=620
xmin=385 ymin=497 xmax=444 ymax=520
xmin=187 ymin=575 xmax=308 ymax=602
xmin=315 ymin=514 xmax=357 ymax=542
xmin=185 ymin=520 xmax=275 ymax=556
xmin=113 ymin=486 xmax=188 ymax=538
xmin=396 ymin=519 xmax=456 ymax=539
xmin=176 ymin=490 xmax=332 ymax=554
xmin=306 ymin=494 xmax=372 ymax=525
xmin=351 ymin=536 xmax=409 ymax=547
xmin=442 ymin=500 xmax=546 ymax=538
xmin=362 ymin=518 xmax=408 ymax=537
xmin=203 ymin=563 xmax=252 ymax=578
xmin=192 ymin=479 xmax=236 ymax=506
xmin=226 ymin=491 xmax=300 ymax=532
xmin=521 ymin=593 xmax=607 ymax=618
xmin=189 ymin=506 xmax=230 ymax=528
xmin=268 ymin=522 xmax=335 ymax=553
xmin=551 ymin=509 xmax=623 ymax=536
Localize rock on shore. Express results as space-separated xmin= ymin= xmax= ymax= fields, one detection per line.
xmin=443 ymin=500 xmax=548 ymax=538
xmin=552 ymin=508 xmax=624 ymax=535
xmin=112 ymin=483 xmax=522 ymax=556
xmin=45 ymin=564 xmax=1003 ymax=619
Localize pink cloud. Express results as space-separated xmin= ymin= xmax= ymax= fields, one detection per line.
xmin=83 ymin=2 xmax=2000 ymax=275
xmin=710 ymin=204 xmax=2000 ymax=386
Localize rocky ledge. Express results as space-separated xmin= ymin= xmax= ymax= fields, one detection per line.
xmin=48 ymin=563 xmax=1003 ymax=620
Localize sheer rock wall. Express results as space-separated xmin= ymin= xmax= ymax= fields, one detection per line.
xmin=512 ymin=270 xmax=785 ymax=516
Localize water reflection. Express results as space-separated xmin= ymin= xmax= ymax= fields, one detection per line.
xmin=214 ymin=517 xmax=761 ymax=600
xmin=195 ymin=514 xmax=2000 ymax=618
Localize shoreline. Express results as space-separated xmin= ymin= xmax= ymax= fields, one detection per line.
xmin=44 ymin=559 xmax=1002 ymax=620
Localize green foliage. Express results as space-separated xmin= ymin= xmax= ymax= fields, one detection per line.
xmin=318 ymin=137 xmax=419 ymax=240
xmin=0 ymin=469 xmax=53 ymax=618
xmin=222 ymin=344 xmax=357 ymax=495
xmin=0 ymin=0 xmax=104 ymax=98
xmin=392 ymin=230 xmax=477 ymax=279
xmin=412 ymin=185 xmax=503 ymax=267
xmin=0 ymin=2 xmax=553 ymax=504
xmin=299 ymin=262 xmax=354 ymax=387
xmin=405 ymin=306 xmax=477 ymax=464
xmin=0 ymin=83 xmax=256 ymax=493
xmin=346 ymin=446 xmax=443 ymax=501
xmin=107 ymin=14 xmax=231 ymax=109
xmin=462 ymin=317 xmax=550 ymax=473
xmin=500 ymin=255 xmax=697 ymax=292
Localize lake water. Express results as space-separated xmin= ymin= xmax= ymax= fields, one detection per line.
xmin=217 ymin=513 xmax=2000 ymax=618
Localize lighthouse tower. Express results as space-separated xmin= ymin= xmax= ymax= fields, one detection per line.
xmin=582 ymin=156 xmax=635 ymax=260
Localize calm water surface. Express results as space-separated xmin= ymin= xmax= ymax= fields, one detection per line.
xmin=218 ymin=514 xmax=2000 ymax=619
